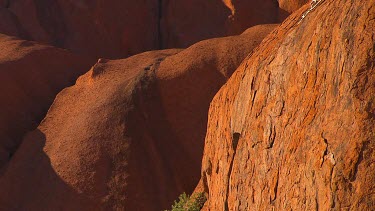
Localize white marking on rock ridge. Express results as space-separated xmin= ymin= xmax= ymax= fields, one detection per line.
xmin=299 ymin=0 xmax=324 ymax=23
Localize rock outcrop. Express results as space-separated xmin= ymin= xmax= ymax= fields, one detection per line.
xmin=0 ymin=24 xmax=277 ymax=210
xmin=0 ymin=34 xmax=92 ymax=170
xmin=278 ymin=0 xmax=309 ymax=13
xmin=197 ymin=0 xmax=375 ymax=210
xmin=0 ymin=0 xmax=281 ymax=58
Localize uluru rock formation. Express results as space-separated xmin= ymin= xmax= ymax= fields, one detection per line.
xmin=1 ymin=0 xmax=374 ymax=210
xmin=0 ymin=0 xmax=282 ymax=58
xmin=0 ymin=34 xmax=92 ymax=170
xmin=196 ymin=0 xmax=375 ymax=210
xmin=0 ymin=24 xmax=276 ymax=210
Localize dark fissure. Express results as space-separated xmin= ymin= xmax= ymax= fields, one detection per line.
xmin=157 ymin=0 xmax=163 ymax=49
xmin=224 ymin=133 xmax=241 ymax=211
xmin=5 ymin=0 xmax=10 ymax=8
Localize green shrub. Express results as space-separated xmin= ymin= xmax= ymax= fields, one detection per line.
xmin=166 ymin=192 xmax=206 ymax=211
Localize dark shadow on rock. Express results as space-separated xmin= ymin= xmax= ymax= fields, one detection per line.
xmin=278 ymin=8 xmax=291 ymax=22
xmin=0 ymin=45 xmax=93 ymax=170
xmin=125 ymin=61 xmax=228 ymax=210
xmin=0 ymin=129 xmax=97 ymax=210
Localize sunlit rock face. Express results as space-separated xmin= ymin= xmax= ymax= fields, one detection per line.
xmin=196 ymin=0 xmax=375 ymax=210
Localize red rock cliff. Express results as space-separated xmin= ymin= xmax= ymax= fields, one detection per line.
xmin=197 ymin=0 xmax=375 ymax=210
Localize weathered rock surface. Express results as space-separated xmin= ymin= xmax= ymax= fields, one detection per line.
xmin=0 ymin=34 xmax=92 ymax=170
xmin=197 ymin=0 xmax=375 ymax=210
xmin=0 ymin=0 xmax=281 ymax=58
xmin=278 ymin=0 xmax=309 ymax=13
xmin=0 ymin=24 xmax=276 ymax=210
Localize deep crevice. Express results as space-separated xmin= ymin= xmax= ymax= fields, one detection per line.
xmin=5 ymin=0 xmax=10 ymax=8
xmin=271 ymin=170 xmax=279 ymax=202
xmin=34 ymin=0 xmax=67 ymax=47
xmin=157 ymin=0 xmax=163 ymax=49
xmin=224 ymin=133 xmax=241 ymax=211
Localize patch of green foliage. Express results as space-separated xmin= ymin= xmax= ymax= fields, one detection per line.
xmin=165 ymin=192 xmax=206 ymax=211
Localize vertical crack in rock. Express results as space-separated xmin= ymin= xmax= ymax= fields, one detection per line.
xmin=322 ymin=137 xmax=337 ymax=208
xmin=264 ymin=116 xmax=276 ymax=148
xmin=157 ymin=0 xmax=163 ymax=49
xmin=5 ymin=0 xmax=10 ymax=8
xmin=270 ymin=169 xmax=279 ymax=202
xmin=203 ymin=163 xmax=212 ymax=194
xmin=320 ymin=135 xmax=337 ymax=209
xmin=225 ymin=133 xmax=241 ymax=211
xmin=320 ymin=137 xmax=328 ymax=167
xmin=34 ymin=0 xmax=67 ymax=47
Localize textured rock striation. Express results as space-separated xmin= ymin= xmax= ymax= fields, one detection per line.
xmin=0 ymin=24 xmax=276 ymax=210
xmin=0 ymin=34 xmax=92 ymax=170
xmin=197 ymin=0 xmax=375 ymax=210
xmin=0 ymin=0 xmax=281 ymax=58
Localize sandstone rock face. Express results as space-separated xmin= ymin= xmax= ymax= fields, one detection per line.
xmin=0 ymin=34 xmax=92 ymax=170
xmin=0 ymin=0 xmax=280 ymax=58
xmin=0 ymin=24 xmax=276 ymax=210
xmin=197 ymin=0 xmax=375 ymax=210
xmin=278 ymin=0 xmax=309 ymax=13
